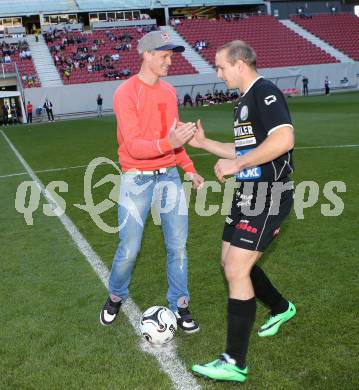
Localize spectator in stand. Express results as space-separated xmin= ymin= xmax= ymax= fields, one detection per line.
xmin=122 ymin=68 xmax=131 ymax=77
xmin=43 ymin=98 xmax=54 ymax=122
xmin=194 ymin=41 xmax=208 ymax=51
xmin=111 ymin=53 xmax=120 ymax=61
xmin=4 ymin=54 xmax=11 ymax=63
xmin=64 ymin=68 xmax=71 ymax=81
xmin=114 ymin=43 xmax=125 ymax=51
xmin=120 ymin=33 xmax=133 ymax=42
xmin=104 ymin=70 xmax=115 ymax=79
xmin=109 ymin=32 xmax=117 ymax=42
xmin=26 ymin=101 xmax=33 ymax=123
xmin=194 ymin=41 xmax=201 ymax=51
xmin=200 ymin=41 xmax=208 ymax=49
xmin=27 ymin=74 xmax=34 ymax=87
xmin=97 ymin=94 xmax=103 ymax=118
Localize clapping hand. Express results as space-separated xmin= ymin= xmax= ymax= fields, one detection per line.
xmin=168 ymin=119 xmax=197 ymax=148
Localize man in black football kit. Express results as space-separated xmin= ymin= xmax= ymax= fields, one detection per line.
xmin=190 ymin=40 xmax=296 ymax=383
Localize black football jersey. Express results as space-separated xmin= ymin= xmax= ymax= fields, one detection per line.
xmin=233 ymin=77 xmax=294 ymax=183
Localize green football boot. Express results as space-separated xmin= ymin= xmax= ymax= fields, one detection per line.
xmin=258 ymin=301 xmax=296 ymax=337
xmin=192 ymin=353 xmax=248 ymax=383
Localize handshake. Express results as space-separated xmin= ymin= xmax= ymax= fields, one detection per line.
xmin=167 ymin=118 xmax=206 ymax=190
xmin=168 ymin=118 xmax=205 ymax=149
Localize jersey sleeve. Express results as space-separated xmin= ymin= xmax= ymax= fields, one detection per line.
xmin=254 ymin=84 xmax=293 ymax=135
xmin=113 ymin=88 xmax=173 ymax=159
xmin=174 ymin=147 xmax=196 ymax=173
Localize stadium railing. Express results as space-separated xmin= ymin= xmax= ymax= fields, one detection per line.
xmin=4 ymin=26 xmax=26 ymax=37
xmin=42 ymin=23 xmax=84 ymax=33
xmin=91 ymin=19 xmax=156 ymax=30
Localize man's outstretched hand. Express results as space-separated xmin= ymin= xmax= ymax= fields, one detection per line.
xmin=186 ymin=172 xmax=205 ymax=190
xmin=214 ymin=159 xmax=239 ymax=183
xmin=168 ymin=119 xmax=197 ymax=149
xmin=188 ymin=119 xmax=206 ymax=149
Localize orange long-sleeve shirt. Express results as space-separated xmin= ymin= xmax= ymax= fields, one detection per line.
xmin=113 ymin=75 xmax=196 ymax=173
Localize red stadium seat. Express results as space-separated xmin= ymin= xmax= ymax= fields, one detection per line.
xmin=291 ymin=13 xmax=359 ymax=60
xmin=45 ymin=26 xmax=198 ymax=85
xmin=175 ymin=15 xmax=338 ymax=68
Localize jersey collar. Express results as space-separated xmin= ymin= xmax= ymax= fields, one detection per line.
xmin=241 ymin=76 xmax=263 ymax=97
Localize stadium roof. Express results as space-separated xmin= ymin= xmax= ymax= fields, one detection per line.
xmin=0 ymin=0 xmax=263 ymax=17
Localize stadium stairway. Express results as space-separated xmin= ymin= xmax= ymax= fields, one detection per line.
xmin=160 ymin=26 xmax=214 ymax=74
xmin=26 ymin=34 xmax=63 ymax=87
xmin=279 ymin=20 xmax=353 ymax=63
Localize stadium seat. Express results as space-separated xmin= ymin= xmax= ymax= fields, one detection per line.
xmin=175 ymin=15 xmax=338 ymax=68
xmin=291 ymin=13 xmax=359 ymax=61
xmin=0 ymin=39 xmax=41 ymax=88
xmin=45 ymin=26 xmax=197 ymax=85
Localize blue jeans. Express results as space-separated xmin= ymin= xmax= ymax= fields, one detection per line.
xmin=108 ymin=167 xmax=190 ymax=311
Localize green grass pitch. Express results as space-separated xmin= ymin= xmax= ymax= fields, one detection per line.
xmin=1 ymin=92 xmax=358 ymax=389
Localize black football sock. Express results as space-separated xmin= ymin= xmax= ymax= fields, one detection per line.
xmin=225 ymin=297 xmax=256 ymax=369
xmin=250 ymin=265 xmax=289 ymax=315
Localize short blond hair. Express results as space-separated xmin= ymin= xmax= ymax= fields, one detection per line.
xmin=217 ymin=40 xmax=257 ymax=69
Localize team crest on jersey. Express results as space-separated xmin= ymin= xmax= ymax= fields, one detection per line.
xmin=264 ymin=95 xmax=277 ymax=105
xmin=161 ymin=33 xmax=169 ymax=41
xmin=240 ymin=105 xmax=248 ymax=120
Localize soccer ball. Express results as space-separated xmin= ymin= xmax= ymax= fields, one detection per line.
xmin=140 ymin=306 xmax=177 ymax=345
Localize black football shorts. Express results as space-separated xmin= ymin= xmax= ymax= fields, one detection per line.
xmin=222 ymin=188 xmax=293 ymax=252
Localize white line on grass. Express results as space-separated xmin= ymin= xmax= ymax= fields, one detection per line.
xmin=0 ymin=171 xmax=27 ymax=178
xmin=296 ymin=144 xmax=359 ymax=150
xmin=0 ymin=129 xmax=201 ymax=390
xmin=0 ymin=163 xmax=97 ymax=179
xmin=1 ymin=143 xmax=359 ymax=180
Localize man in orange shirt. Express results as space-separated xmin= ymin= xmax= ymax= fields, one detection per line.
xmin=100 ymin=31 xmax=204 ymax=334
xmin=26 ymin=101 xmax=33 ymax=123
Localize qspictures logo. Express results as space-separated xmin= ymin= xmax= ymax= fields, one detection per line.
xmin=14 ymin=157 xmax=346 ymax=233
